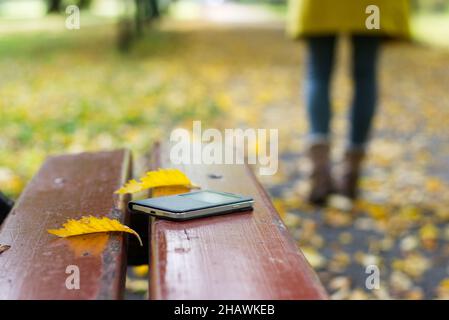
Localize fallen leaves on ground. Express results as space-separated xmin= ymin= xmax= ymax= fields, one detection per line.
xmin=301 ymin=246 xmax=326 ymax=269
xmin=419 ymin=223 xmax=439 ymax=250
xmin=392 ymin=253 xmax=431 ymax=279
xmin=48 ymin=216 xmax=142 ymax=246
xmin=436 ymin=278 xmax=449 ymax=299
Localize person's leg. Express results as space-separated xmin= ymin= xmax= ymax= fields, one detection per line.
xmin=349 ymin=35 xmax=381 ymax=149
xmin=306 ymin=35 xmax=337 ymax=144
xmin=305 ymin=35 xmax=337 ymax=204
xmin=339 ymin=35 xmax=381 ymax=199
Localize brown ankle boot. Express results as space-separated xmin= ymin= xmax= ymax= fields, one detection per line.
xmin=308 ymin=143 xmax=334 ymax=205
xmin=337 ymin=149 xmax=365 ymax=199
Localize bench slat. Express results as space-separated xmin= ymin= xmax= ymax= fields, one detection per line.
xmin=0 ymin=150 xmax=131 ymax=299
xmin=148 ymin=143 xmax=327 ymax=300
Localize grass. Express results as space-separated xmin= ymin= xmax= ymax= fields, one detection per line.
xmin=0 ymin=22 xmax=222 ymax=198
xmin=412 ymin=11 xmax=449 ymax=49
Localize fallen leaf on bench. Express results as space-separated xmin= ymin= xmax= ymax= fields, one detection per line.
xmin=65 ymin=233 xmax=110 ymax=257
xmin=0 ymin=244 xmax=11 ymax=255
xmin=47 ymin=216 xmax=142 ymax=246
xmin=115 ymin=168 xmax=198 ymax=194
xmin=153 ymin=185 xmax=191 ymax=197
xmin=132 ymin=265 xmax=149 ymax=277
xmin=115 ymin=179 xmax=143 ymax=194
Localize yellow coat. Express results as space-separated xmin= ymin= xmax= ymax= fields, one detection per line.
xmin=287 ymin=0 xmax=411 ymax=39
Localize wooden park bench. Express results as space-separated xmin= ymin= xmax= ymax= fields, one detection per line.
xmin=0 ymin=144 xmax=327 ymax=299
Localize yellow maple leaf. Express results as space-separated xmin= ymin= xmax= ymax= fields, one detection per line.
xmin=132 ymin=265 xmax=149 ymax=277
xmin=115 ymin=179 xmax=145 ymax=194
xmin=152 ymin=185 xmax=192 ymax=197
xmin=48 ymin=216 xmax=142 ymax=246
xmin=65 ymin=233 xmax=110 ymax=257
xmin=115 ymin=168 xmax=197 ymax=194
xmin=141 ymin=168 xmax=194 ymax=189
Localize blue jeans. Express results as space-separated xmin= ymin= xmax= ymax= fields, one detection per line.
xmin=305 ymin=35 xmax=381 ymax=149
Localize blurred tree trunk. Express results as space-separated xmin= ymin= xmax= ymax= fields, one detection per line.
xmin=118 ymin=0 xmax=161 ymax=51
xmin=135 ymin=0 xmax=160 ymax=36
xmin=135 ymin=0 xmax=145 ymax=36
xmin=147 ymin=0 xmax=160 ymax=18
xmin=78 ymin=0 xmax=93 ymax=10
xmin=47 ymin=0 xmax=62 ymax=13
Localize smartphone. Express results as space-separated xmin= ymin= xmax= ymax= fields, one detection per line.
xmin=128 ymin=190 xmax=254 ymax=221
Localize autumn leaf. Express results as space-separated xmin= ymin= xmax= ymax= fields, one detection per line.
xmin=328 ymin=251 xmax=351 ymax=273
xmin=419 ymin=223 xmax=439 ymax=250
xmin=48 ymin=216 xmax=142 ymax=246
xmin=65 ymin=233 xmax=110 ymax=257
xmin=358 ymin=201 xmax=388 ymax=221
xmin=282 ymin=212 xmax=301 ymax=228
xmin=272 ymin=198 xmax=286 ymax=219
xmin=115 ymin=168 xmax=198 ymax=194
xmin=115 ymin=179 xmax=143 ymax=194
xmin=323 ymin=208 xmax=352 ymax=228
xmin=132 ymin=265 xmax=149 ymax=277
xmin=392 ymin=253 xmax=431 ymax=279
xmin=140 ymin=168 xmax=196 ymax=189
xmin=301 ymin=246 xmax=326 ymax=269
xmin=152 ymin=185 xmax=192 ymax=197
xmin=328 ymin=276 xmax=351 ymax=300
xmin=425 ymin=177 xmax=444 ymax=193
xmin=437 ymin=278 xmax=449 ymax=299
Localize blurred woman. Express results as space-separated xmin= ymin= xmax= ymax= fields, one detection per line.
xmin=287 ymin=0 xmax=410 ymax=204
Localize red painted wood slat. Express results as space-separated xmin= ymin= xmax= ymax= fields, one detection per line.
xmin=0 ymin=150 xmax=131 ymax=299
xmin=148 ymin=143 xmax=327 ymax=300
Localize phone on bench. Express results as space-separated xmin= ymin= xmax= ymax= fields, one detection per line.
xmin=128 ymin=190 xmax=254 ymax=221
